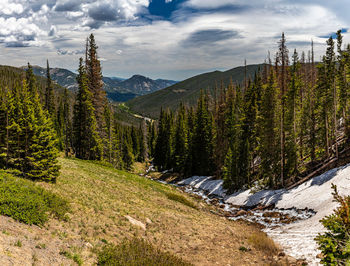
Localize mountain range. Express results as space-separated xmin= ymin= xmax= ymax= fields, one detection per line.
xmin=22 ymin=66 xmax=177 ymax=102
xmin=127 ymin=64 xmax=265 ymax=118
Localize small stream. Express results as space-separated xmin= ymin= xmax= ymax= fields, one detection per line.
xmin=178 ymin=185 xmax=316 ymax=229
xmin=143 ymin=168 xmax=322 ymax=265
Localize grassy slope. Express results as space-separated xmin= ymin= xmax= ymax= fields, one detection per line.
xmin=127 ymin=64 xmax=264 ymax=118
xmin=1 ymin=157 xmax=282 ymax=265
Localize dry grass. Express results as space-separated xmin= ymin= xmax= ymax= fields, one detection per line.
xmin=248 ymin=231 xmax=279 ymax=255
xmin=29 ymin=157 xmax=285 ymax=265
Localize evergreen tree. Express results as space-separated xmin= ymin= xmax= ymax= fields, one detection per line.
xmin=284 ymin=49 xmax=299 ymax=179
xmin=192 ymin=90 xmax=214 ymax=176
xmin=173 ymin=103 xmax=188 ymax=174
xmin=86 ymin=34 xmax=107 ymax=135
xmin=45 ymin=60 xmax=55 ymax=117
xmin=259 ymin=70 xmax=279 ymax=187
xmin=73 ymin=58 xmax=102 ymax=160
xmin=222 ymin=86 xmax=243 ymax=190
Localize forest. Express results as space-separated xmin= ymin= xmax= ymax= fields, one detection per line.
xmin=153 ymin=30 xmax=350 ymax=191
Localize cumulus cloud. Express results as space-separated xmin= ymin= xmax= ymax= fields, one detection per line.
xmin=0 ymin=0 xmax=24 ymax=15
xmin=0 ymin=17 xmax=45 ymax=47
xmin=54 ymin=0 xmax=81 ymax=12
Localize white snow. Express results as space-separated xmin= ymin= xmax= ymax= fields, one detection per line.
xmin=177 ymin=163 xmax=350 ymax=265
xmin=177 ymin=176 xmax=225 ymax=197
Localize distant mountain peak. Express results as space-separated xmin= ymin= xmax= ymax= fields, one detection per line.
xmin=24 ymin=65 xmax=177 ymax=102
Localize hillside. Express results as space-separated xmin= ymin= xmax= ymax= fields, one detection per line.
xmin=0 ymin=157 xmax=285 ymax=265
xmin=127 ymin=64 xmax=264 ymax=118
xmin=25 ymin=65 xmax=176 ymax=102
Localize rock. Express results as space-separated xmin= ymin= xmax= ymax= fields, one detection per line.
xmin=84 ymin=242 xmax=93 ymax=249
xmin=278 ymin=251 xmax=286 ymax=257
xmin=125 ymin=215 xmax=146 ymax=230
xmin=234 ymin=210 xmax=247 ymax=217
xmin=146 ymin=218 xmax=152 ymax=224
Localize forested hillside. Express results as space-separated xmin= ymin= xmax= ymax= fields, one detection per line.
xmin=150 ymin=31 xmax=350 ymax=192
xmin=127 ymin=64 xmax=263 ymax=118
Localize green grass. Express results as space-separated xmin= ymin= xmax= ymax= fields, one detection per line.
xmin=0 ymin=170 xmax=69 ymax=225
xmin=97 ymin=237 xmax=192 ymax=266
xmin=59 ymin=250 xmax=83 ymax=265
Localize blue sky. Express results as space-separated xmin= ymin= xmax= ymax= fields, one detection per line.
xmin=0 ymin=0 xmax=348 ymax=80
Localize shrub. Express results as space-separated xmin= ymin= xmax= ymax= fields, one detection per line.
xmin=315 ymin=184 xmax=350 ymax=265
xmin=164 ymin=191 xmax=197 ymax=209
xmin=60 ymin=250 xmax=83 ymax=266
xmin=97 ymin=237 xmax=192 ymax=266
xmin=0 ymin=171 xmax=69 ymax=225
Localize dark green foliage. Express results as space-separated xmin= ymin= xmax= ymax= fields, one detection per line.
xmin=97 ymin=238 xmax=192 ymax=266
xmin=258 ymin=71 xmax=279 ymax=187
xmin=45 ymin=60 xmax=55 ymax=117
xmin=316 ymin=184 xmax=350 ymax=265
xmin=154 ymin=108 xmax=174 ymax=170
xmin=0 ymin=171 xmax=69 ymax=225
xmin=73 ymin=58 xmax=102 ymax=160
xmin=173 ymin=103 xmax=188 ymax=174
xmin=192 ymin=91 xmax=214 ymax=176
xmin=0 ymin=70 xmax=60 ymax=182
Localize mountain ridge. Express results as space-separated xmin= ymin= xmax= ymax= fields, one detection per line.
xmin=21 ymin=65 xmax=177 ymax=102
xmin=127 ymin=63 xmax=265 ymax=118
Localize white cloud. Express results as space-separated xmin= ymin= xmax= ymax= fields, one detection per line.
xmin=0 ymin=0 xmax=24 ymax=15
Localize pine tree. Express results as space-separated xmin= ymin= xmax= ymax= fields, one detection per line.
xmin=62 ymin=88 xmax=72 ymax=157
xmin=73 ymin=58 xmax=102 ymax=160
xmin=24 ymin=79 xmax=60 ymax=182
xmin=45 ymin=60 xmax=55 ymax=117
xmin=26 ymin=63 xmax=37 ymax=97
xmin=121 ymin=129 xmax=134 ymax=170
xmin=259 ymin=70 xmax=279 ymax=187
xmin=222 ymin=86 xmax=243 ymax=190
xmin=86 ymin=34 xmax=107 ymax=135
xmin=192 ymin=90 xmax=214 ymax=176
xmin=284 ymin=49 xmax=299 ymax=179
xmin=276 ymin=32 xmax=289 ymax=187
xmin=173 ymin=103 xmax=188 ymax=175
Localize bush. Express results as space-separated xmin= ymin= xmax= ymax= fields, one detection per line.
xmin=164 ymin=191 xmax=197 ymax=209
xmin=315 ymin=184 xmax=350 ymax=265
xmin=97 ymin=237 xmax=192 ymax=266
xmin=0 ymin=171 xmax=69 ymax=225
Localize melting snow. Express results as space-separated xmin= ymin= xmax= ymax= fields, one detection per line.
xmin=176 ymin=163 xmax=350 ymax=265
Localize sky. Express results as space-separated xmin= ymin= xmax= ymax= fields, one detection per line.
xmin=0 ymin=0 xmax=349 ymax=80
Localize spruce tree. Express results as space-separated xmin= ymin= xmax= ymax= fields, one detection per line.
xmin=259 ymin=70 xmax=279 ymax=187
xmin=192 ymin=90 xmax=214 ymax=176
xmin=284 ymin=49 xmax=299 ymax=179
xmin=86 ymin=34 xmax=107 ymax=135
xmin=73 ymin=58 xmax=102 ymax=160
xmin=45 ymin=60 xmax=55 ymax=117
xmin=173 ymin=103 xmax=188 ymax=175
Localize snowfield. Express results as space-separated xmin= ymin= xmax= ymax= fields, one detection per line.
xmin=177 ymin=164 xmax=350 ymax=265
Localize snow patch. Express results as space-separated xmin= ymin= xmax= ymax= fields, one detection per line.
xmin=177 ymin=163 xmax=350 ymax=265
